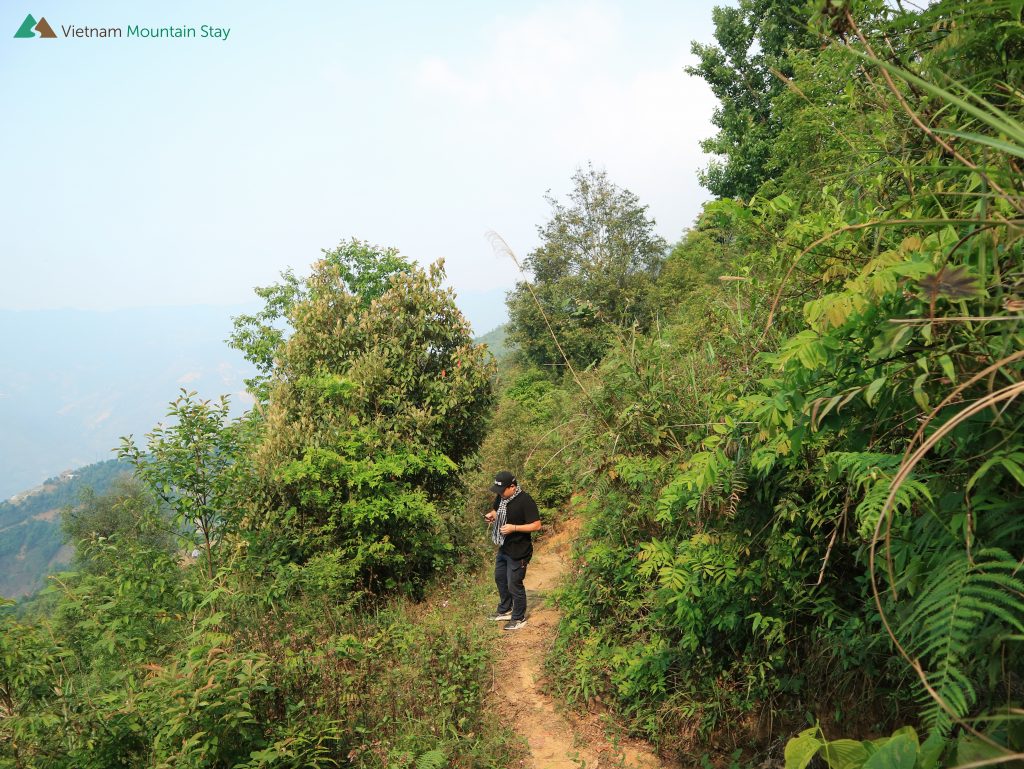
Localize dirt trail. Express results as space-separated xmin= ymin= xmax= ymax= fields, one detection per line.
xmin=490 ymin=518 xmax=667 ymax=769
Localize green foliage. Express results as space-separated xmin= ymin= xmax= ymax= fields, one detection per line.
xmin=467 ymin=368 xmax=574 ymax=522
xmin=507 ymin=165 xmax=667 ymax=371
xmin=686 ymin=0 xmax=819 ymax=199
xmin=1 ymin=561 xmax=517 ymax=768
xmin=0 ymin=601 xmax=65 ymax=768
xmin=118 ymin=389 xmax=246 ymax=579
xmin=650 ymin=200 xmax=768 ymax=319
xmin=229 ymin=238 xmax=414 ymax=401
xmin=244 ymin=257 xmax=495 ymax=594
xmin=899 ymin=549 xmax=1024 ymax=734
xmin=415 ymin=749 xmax=447 ymax=769
xmin=61 ymin=475 xmax=174 ymax=569
xmin=783 ymin=721 xmax=1024 ymax=769
xmin=532 ymin=0 xmax=1024 ymax=762
xmin=784 ymin=726 xmax=945 ymax=769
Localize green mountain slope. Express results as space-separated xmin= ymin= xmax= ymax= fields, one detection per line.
xmin=474 ymin=323 xmax=510 ymax=360
xmin=0 ymin=459 xmax=131 ymax=598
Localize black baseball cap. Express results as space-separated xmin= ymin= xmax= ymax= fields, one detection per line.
xmin=487 ymin=471 xmax=516 ymax=494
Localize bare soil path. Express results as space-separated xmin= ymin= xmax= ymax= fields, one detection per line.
xmin=489 ymin=518 xmax=668 ymax=769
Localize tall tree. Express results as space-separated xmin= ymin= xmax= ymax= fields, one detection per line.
xmin=506 ymin=165 xmax=667 ymax=371
xmin=687 ymin=0 xmax=819 ymax=199
xmin=118 ymin=390 xmax=245 ymax=580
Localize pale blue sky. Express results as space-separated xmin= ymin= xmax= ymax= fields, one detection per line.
xmin=1 ymin=0 xmax=720 ymax=333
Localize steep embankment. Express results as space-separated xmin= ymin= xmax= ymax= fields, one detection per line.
xmin=491 ymin=518 xmax=665 ymax=769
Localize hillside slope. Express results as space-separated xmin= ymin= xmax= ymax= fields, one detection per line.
xmin=0 ymin=459 xmax=131 ymax=598
xmin=475 ymin=323 xmax=510 ymax=361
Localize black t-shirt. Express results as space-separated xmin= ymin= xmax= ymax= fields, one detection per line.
xmin=493 ymin=491 xmax=540 ymax=560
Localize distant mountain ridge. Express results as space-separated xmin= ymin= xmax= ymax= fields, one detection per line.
xmin=475 ymin=323 xmax=510 ymax=360
xmin=0 ymin=458 xmax=131 ymax=599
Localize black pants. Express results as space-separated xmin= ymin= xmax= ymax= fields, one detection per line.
xmin=495 ymin=552 xmax=529 ymax=621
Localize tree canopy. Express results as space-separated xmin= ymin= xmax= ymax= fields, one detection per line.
xmin=243 ymin=257 xmax=495 ymax=592
xmin=506 ymin=165 xmax=667 ymax=371
xmin=228 ymin=239 xmax=414 ymax=401
xmin=687 ymin=0 xmax=817 ymax=199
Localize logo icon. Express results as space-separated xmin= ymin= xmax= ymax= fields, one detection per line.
xmin=14 ymin=13 xmax=56 ymax=38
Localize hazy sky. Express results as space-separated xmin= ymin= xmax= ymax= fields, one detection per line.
xmin=0 ymin=0 xmax=720 ymax=333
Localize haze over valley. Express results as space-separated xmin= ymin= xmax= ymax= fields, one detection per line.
xmin=0 ymin=305 xmax=254 ymax=501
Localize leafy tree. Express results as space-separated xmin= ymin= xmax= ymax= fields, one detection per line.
xmin=0 ymin=602 xmax=65 ymax=767
xmin=245 ymin=258 xmax=495 ymax=593
xmin=118 ymin=390 xmax=245 ymax=579
xmin=687 ymin=0 xmax=819 ymax=199
xmin=506 ymin=165 xmax=667 ymax=371
xmin=229 ymin=239 xmax=414 ymax=401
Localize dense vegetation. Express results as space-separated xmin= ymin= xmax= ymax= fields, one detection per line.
xmin=3 ymin=1 xmax=1022 ymax=767
xmin=1 ymin=246 xmax=516 ymax=768
xmin=484 ymin=0 xmax=1024 ymax=765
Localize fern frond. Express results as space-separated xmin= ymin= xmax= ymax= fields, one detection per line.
xmin=415 ymin=749 xmax=447 ymax=769
xmin=899 ymin=548 xmax=1024 ymax=734
xmin=823 ymin=452 xmax=932 ymax=537
xmin=824 ymin=452 xmax=903 ymax=490
xmin=726 ymin=449 xmax=749 ymax=518
xmin=977 ymin=511 xmax=1024 ymax=546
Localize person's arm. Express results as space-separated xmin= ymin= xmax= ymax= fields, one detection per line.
xmin=522 ymin=496 xmax=541 ymax=531
xmin=507 ymin=519 xmax=541 ymax=533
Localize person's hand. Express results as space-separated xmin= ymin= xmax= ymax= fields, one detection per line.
xmin=499 ymin=523 xmax=515 ymax=535
xmin=485 ymin=511 xmax=496 ymax=522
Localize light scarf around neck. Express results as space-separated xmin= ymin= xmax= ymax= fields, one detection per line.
xmin=492 ymin=486 xmax=523 ymax=546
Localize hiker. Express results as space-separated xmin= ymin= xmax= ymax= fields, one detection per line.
xmin=484 ymin=471 xmax=541 ymax=631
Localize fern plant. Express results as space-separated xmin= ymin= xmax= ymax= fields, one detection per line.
xmin=415 ymin=748 xmax=447 ymax=769
xmin=823 ymin=452 xmax=933 ymax=538
xmin=898 ymin=548 xmax=1024 ymax=735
